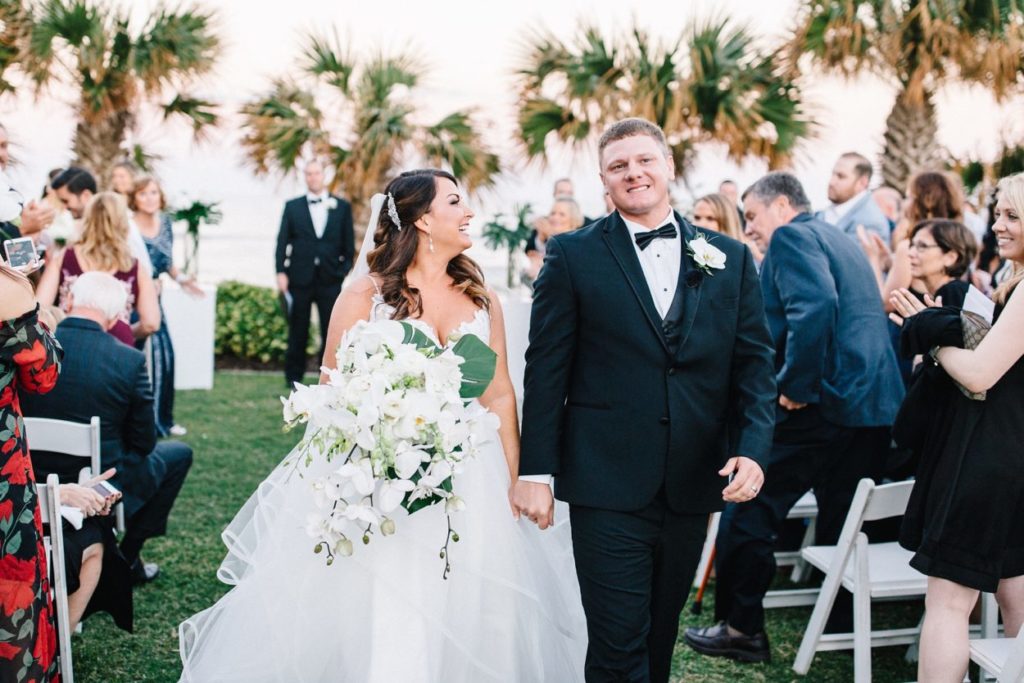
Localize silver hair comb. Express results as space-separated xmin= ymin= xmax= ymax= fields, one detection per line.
xmin=386 ymin=193 xmax=401 ymax=231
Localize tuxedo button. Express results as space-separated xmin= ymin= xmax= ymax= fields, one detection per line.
xmin=667 ymin=368 xmax=676 ymax=376
xmin=659 ymin=417 xmax=669 ymax=425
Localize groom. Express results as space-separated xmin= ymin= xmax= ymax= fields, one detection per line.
xmin=513 ymin=118 xmax=777 ymax=683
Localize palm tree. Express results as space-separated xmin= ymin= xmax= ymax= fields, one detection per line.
xmin=785 ymin=0 xmax=1024 ymax=190
xmin=6 ymin=0 xmax=220 ymax=182
xmin=516 ymin=19 xmax=811 ymax=179
xmin=240 ymin=30 xmax=500 ymax=233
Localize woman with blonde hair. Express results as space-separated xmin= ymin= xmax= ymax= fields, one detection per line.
xmin=36 ymin=191 xmax=159 ymax=345
xmin=891 ymin=171 xmax=1024 ymax=683
xmin=691 ymin=193 xmax=743 ymax=240
xmin=524 ymin=196 xmax=585 ymax=284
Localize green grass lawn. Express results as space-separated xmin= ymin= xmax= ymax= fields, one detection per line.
xmin=70 ymin=371 xmax=919 ymax=682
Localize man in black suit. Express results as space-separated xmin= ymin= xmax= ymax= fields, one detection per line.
xmin=20 ymin=272 xmax=193 ymax=584
xmin=275 ymin=160 xmax=355 ymax=385
xmin=684 ymin=172 xmax=904 ymax=662
xmin=512 ymin=118 xmax=777 ymax=683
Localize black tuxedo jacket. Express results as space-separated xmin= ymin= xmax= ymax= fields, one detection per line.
xmin=275 ymin=194 xmax=355 ymax=288
xmin=19 ymin=317 xmax=158 ymax=515
xmin=519 ymin=211 xmax=776 ymax=514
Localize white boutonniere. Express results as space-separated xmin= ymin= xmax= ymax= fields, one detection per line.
xmin=327 ymin=197 xmax=338 ymax=210
xmin=687 ymin=235 xmax=727 ymax=275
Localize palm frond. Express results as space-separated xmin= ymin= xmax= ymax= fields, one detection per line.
xmin=421 ymin=110 xmax=500 ymax=192
xmin=240 ymin=79 xmax=326 ymax=174
xmin=133 ymin=3 xmax=219 ymax=94
xmin=163 ymin=93 xmax=218 ymax=138
xmin=301 ymin=29 xmax=353 ymax=93
xmin=517 ymin=96 xmax=590 ymax=158
xmin=357 ymin=53 xmax=421 ymax=105
xmin=25 ymin=0 xmax=105 ymax=86
xmin=783 ymin=0 xmax=884 ymax=78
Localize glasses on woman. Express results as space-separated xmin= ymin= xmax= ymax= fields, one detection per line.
xmin=909 ymin=240 xmax=943 ymax=252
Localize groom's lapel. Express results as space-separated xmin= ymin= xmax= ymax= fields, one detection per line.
xmin=673 ymin=213 xmax=704 ymax=359
xmin=602 ymin=212 xmax=670 ymax=354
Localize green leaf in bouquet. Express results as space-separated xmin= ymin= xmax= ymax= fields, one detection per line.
xmin=406 ymin=492 xmax=443 ymax=515
xmin=451 ymin=333 xmax=497 ymax=399
xmin=400 ymin=322 xmax=441 ymax=353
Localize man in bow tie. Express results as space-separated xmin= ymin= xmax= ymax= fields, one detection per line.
xmin=275 ymin=160 xmax=355 ymax=386
xmin=514 ymin=117 xmax=777 ymax=683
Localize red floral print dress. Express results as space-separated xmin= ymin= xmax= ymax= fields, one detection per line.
xmin=0 ymin=306 xmax=62 ymax=682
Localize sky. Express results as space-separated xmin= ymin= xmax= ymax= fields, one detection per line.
xmin=2 ymin=0 xmax=1022 ymax=286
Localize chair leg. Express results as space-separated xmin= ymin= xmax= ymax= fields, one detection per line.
xmin=791 ymin=518 xmax=816 ymax=583
xmin=853 ymin=533 xmax=872 ymax=683
xmin=793 ymin=541 xmax=853 ymax=674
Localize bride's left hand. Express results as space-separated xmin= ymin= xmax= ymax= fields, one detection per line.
xmin=889 ymin=288 xmax=939 ymax=327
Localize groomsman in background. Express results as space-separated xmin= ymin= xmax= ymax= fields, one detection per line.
xmin=816 ymin=152 xmax=891 ymax=242
xmin=275 ymin=160 xmax=354 ymax=386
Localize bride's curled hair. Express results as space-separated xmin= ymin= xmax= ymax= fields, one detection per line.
xmin=367 ymin=169 xmax=490 ymax=320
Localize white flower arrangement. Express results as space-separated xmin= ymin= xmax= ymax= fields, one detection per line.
xmin=282 ymin=319 xmax=498 ymax=578
xmin=687 ymin=235 xmax=727 ymax=275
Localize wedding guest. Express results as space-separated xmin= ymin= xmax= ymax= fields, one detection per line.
xmin=686 ymin=172 xmax=903 ymax=662
xmin=691 ymin=193 xmax=743 ymax=240
xmin=816 ymin=152 xmax=891 ymax=241
xmin=109 ymin=161 xmax=137 ymax=196
xmin=130 ymin=175 xmax=200 ymax=437
xmin=523 ymin=196 xmax=585 ymax=284
xmin=35 ymin=191 xmax=160 ymax=345
xmin=0 ymin=122 xmax=55 ymax=240
xmin=905 ymin=219 xmax=977 ymax=307
xmin=0 ymin=262 xmax=61 ymax=682
xmin=553 ymin=177 xmax=574 ymax=197
xmin=22 ymin=272 xmax=194 ymax=586
xmin=41 ymin=168 xmax=77 ymax=247
xmin=719 ymin=179 xmax=746 ymax=228
xmin=275 ymin=159 xmax=355 ymax=386
xmin=891 ymin=171 xmax=1024 ymax=683
xmin=51 ymin=167 xmax=152 ymax=274
xmin=873 ymin=186 xmax=903 ymax=234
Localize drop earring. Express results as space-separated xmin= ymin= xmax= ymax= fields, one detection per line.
xmin=428 ymin=234 xmax=435 ymax=253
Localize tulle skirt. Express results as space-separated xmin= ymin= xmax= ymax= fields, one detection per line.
xmin=178 ymin=429 xmax=587 ymax=682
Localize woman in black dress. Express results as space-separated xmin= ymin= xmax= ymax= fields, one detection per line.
xmin=891 ymin=172 xmax=1024 ymax=683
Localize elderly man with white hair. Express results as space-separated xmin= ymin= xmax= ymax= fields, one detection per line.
xmin=21 ymin=271 xmax=193 ymax=586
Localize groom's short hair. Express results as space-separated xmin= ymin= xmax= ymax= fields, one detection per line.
xmin=598 ymin=118 xmax=670 ymax=161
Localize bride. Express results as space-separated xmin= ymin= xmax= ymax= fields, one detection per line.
xmin=178 ymin=169 xmax=587 ymax=682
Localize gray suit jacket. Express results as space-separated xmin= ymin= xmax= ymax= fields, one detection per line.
xmin=816 ymin=192 xmax=891 ymax=243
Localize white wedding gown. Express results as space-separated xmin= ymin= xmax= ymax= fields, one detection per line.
xmin=178 ymin=299 xmax=587 ymax=682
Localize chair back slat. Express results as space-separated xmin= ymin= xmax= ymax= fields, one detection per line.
xmin=861 ymin=480 xmax=915 ymax=522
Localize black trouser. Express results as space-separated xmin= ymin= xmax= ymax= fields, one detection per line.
xmin=120 ymin=441 xmax=193 ymax=562
xmin=713 ymin=406 xmax=889 ymax=635
xmin=570 ymin=491 xmax=708 ymax=683
xmin=284 ymin=280 xmax=342 ymax=385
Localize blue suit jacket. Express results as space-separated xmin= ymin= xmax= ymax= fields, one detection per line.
xmin=816 ymin=192 xmax=891 ymax=243
xmin=760 ymin=213 xmax=903 ymax=427
xmin=19 ymin=317 xmax=159 ymax=515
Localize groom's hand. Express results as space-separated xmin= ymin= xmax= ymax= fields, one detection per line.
xmin=510 ymin=480 xmax=555 ymax=530
xmin=719 ymin=457 xmax=765 ymax=503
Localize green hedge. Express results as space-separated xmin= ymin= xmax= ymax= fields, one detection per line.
xmin=215 ymin=280 xmax=318 ymax=364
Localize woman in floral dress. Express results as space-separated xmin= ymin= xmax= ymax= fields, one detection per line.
xmin=0 ymin=263 xmax=63 ymax=682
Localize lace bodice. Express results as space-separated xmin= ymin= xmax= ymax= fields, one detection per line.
xmin=370 ymin=293 xmax=491 ymax=347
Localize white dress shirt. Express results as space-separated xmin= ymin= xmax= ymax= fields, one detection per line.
xmin=821 ymin=189 xmax=868 ymax=227
xmin=307 ymin=192 xmax=329 ymax=238
xmin=520 ymin=209 xmax=679 ymax=488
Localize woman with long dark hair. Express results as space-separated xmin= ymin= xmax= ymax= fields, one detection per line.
xmin=178 ymin=170 xmax=586 ymax=682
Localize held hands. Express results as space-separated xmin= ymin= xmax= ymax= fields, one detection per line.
xmin=889 ymin=288 xmax=940 ymax=327
xmin=68 ymin=468 xmax=122 ymax=517
xmin=720 ymin=457 xmax=764 ymax=503
xmin=509 ymin=480 xmax=555 ymax=530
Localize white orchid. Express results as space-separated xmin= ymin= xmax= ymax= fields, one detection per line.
xmin=378 ymin=479 xmax=415 ymax=513
xmin=687 ymin=236 xmax=727 ymax=274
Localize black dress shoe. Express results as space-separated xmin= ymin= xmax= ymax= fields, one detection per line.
xmin=683 ymin=621 xmax=771 ymax=663
xmin=130 ymin=559 xmax=160 ymax=585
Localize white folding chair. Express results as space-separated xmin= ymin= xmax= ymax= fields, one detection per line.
xmin=971 ymin=625 xmax=1024 ymax=683
xmin=793 ymin=478 xmax=926 ymax=683
xmin=36 ymin=474 xmax=74 ymax=683
xmin=23 ymin=416 xmax=125 ymax=533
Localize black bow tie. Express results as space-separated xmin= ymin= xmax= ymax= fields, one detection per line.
xmin=634 ymin=223 xmax=677 ymax=250
xmin=308 ymin=197 xmax=323 ymax=205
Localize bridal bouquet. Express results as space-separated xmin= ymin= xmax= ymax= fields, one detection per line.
xmin=281 ymin=319 xmax=498 ymax=577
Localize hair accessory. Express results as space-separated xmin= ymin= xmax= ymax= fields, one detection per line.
xmin=386 ymin=193 xmax=402 ymax=231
